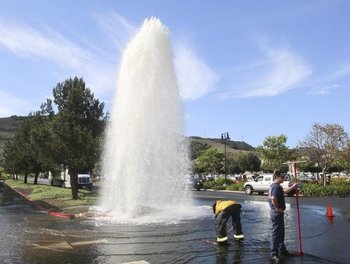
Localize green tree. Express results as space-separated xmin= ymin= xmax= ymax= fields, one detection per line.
xmin=338 ymin=143 xmax=350 ymax=170
xmin=3 ymin=119 xmax=32 ymax=183
xmin=227 ymin=157 xmax=241 ymax=174
xmin=193 ymin=147 xmax=224 ymax=175
xmin=299 ymin=123 xmax=349 ymax=186
xmin=256 ymin=135 xmax=289 ymax=172
xmin=190 ymin=140 xmax=210 ymax=160
xmin=3 ymin=113 xmax=50 ymax=183
xmin=235 ymin=152 xmax=261 ymax=172
xmin=48 ymin=77 xmax=106 ymax=199
xmin=3 ymin=140 xmax=20 ymax=180
xmin=27 ymin=112 xmax=54 ymax=184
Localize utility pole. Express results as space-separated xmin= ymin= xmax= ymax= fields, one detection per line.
xmin=221 ymin=132 xmax=230 ymax=186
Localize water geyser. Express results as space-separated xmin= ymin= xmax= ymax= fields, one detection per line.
xmin=100 ymin=18 xmax=191 ymax=220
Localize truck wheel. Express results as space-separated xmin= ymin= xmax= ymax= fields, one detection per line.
xmin=258 ymin=192 xmax=264 ymax=195
xmin=245 ymin=186 xmax=253 ymax=195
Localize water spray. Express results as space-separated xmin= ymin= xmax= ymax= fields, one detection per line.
xmin=99 ymin=18 xmax=191 ymax=220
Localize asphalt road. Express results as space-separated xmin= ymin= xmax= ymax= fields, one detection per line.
xmin=1 ymin=182 xmax=350 ymax=263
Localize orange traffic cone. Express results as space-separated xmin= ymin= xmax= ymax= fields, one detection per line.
xmin=327 ymin=204 xmax=334 ymax=218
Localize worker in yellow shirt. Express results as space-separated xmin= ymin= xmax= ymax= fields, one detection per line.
xmin=213 ymin=200 xmax=244 ymax=244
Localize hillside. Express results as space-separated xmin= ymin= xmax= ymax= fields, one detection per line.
xmin=0 ymin=116 xmax=25 ymax=162
xmin=0 ymin=115 xmax=255 ymax=164
xmin=189 ymin=136 xmax=255 ymax=155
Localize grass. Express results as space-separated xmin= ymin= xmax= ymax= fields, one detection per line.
xmin=4 ymin=179 xmax=98 ymax=210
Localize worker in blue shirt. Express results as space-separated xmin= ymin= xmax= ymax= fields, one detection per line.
xmin=269 ymin=170 xmax=298 ymax=262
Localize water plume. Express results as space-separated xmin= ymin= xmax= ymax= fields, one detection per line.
xmin=99 ymin=18 xmax=192 ymax=220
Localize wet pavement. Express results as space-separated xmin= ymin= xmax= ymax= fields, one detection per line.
xmin=1 ymin=182 xmax=349 ymax=264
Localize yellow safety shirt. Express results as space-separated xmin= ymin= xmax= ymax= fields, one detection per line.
xmin=214 ymin=200 xmax=236 ymax=216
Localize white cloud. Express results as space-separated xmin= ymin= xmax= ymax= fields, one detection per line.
xmin=0 ymin=16 xmax=136 ymax=100
xmin=174 ymin=44 xmax=219 ymax=100
xmin=94 ymin=11 xmax=136 ymax=53
xmin=309 ymin=64 xmax=350 ymax=95
xmin=0 ymin=16 xmax=219 ymax=104
xmin=247 ymin=48 xmax=312 ymax=96
xmin=220 ymin=46 xmax=312 ymax=98
xmin=0 ymin=20 xmax=92 ymax=70
xmin=310 ymin=84 xmax=339 ymax=95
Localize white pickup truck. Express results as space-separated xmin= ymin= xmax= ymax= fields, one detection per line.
xmin=243 ymin=174 xmax=295 ymax=196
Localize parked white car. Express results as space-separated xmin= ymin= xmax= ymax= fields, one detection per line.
xmin=243 ymin=174 xmax=294 ymax=196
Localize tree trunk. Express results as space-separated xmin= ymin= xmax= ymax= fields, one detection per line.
xmin=24 ymin=170 xmax=28 ymax=184
xmin=34 ymin=172 xmax=39 ymax=185
xmin=323 ymin=168 xmax=326 ymax=188
xmin=70 ymin=169 xmax=79 ymax=200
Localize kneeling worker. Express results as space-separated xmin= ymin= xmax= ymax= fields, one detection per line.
xmin=213 ymin=200 xmax=244 ymax=244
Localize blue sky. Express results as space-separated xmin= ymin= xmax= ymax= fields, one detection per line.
xmin=0 ymin=0 xmax=349 ymax=148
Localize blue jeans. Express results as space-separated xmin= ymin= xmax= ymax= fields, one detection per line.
xmin=270 ymin=210 xmax=286 ymax=257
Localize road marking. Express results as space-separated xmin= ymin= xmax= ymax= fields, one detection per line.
xmin=70 ymin=239 xmax=108 ymax=246
xmin=121 ymin=261 xmax=151 ymax=264
xmin=32 ymin=239 xmax=108 ymax=250
xmin=32 ymin=242 xmax=73 ymax=250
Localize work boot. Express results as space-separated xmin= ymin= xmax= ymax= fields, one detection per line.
xmin=216 ymin=236 xmax=228 ymax=245
xmin=233 ymin=233 xmax=244 ymax=241
xmin=271 ymin=255 xmax=280 ymax=263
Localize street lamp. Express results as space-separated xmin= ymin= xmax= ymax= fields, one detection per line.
xmin=221 ymin=132 xmax=230 ymax=186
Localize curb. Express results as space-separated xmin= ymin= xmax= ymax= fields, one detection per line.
xmin=2 ymin=181 xmax=75 ymax=220
xmin=49 ymin=211 xmax=74 ymax=219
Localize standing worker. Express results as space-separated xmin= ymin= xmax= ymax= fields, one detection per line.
xmin=213 ymin=200 xmax=244 ymax=245
xmin=268 ymin=170 xmax=298 ymax=262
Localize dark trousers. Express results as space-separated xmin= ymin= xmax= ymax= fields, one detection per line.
xmin=270 ymin=210 xmax=286 ymax=257
xmin=215 ymin=204 xmax=243 ymax=239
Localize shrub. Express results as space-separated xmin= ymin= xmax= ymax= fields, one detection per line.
xmin=226 ymin=181 xmax=245 ymax=191
xmin=203 ymin=180 xmax=215 ymax=189
xmin=212 ymin=184 xmax=226 ymax=190
xmin=203 ymin=177 xmax=244 ymax=191
xmin=301 ymin=180 xmax=350 ymax=197
xmin=214 ymin=177 xmax=228 ymax=186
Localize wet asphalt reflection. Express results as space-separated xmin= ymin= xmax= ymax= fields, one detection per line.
xmin=1 ymin=183 xmax=349 ymax=264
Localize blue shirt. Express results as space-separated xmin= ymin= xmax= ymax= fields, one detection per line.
xmin=268 ymin=182 xmax=285 ymax=211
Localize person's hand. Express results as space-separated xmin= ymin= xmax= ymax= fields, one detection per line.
xmin=292 ymin=183 xmax=298 ymax=189
xmin=276 ymin=208 xmax=283 ymax=214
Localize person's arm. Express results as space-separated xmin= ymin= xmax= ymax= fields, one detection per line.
xmin=284 ymin=183 xmax=298 ymax=194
